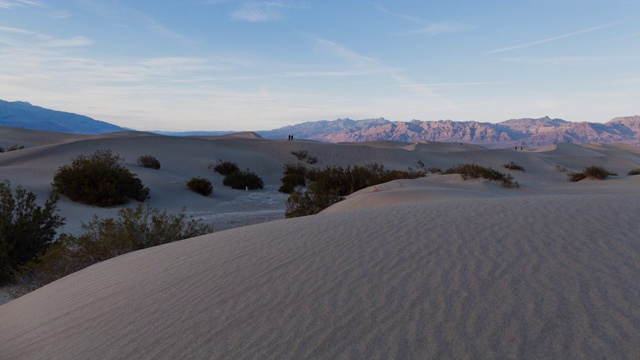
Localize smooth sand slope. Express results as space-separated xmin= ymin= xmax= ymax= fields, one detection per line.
xmin=1 ymin=128 xmax=639 ymax=358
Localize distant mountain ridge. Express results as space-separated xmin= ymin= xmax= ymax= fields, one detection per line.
xmin=257 ymin=116 xmax=640 ymax=148
xmin=0 ymin=99 xmax=125 ymax=134
xmin=1 ymin=99 xmax=638 ymax=147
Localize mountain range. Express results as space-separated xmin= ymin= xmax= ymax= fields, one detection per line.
xmin=1 ymin=99 xmax=638 ymax=147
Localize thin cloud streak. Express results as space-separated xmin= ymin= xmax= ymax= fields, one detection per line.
xmin=487 ymin=23 xmax=617 ymax=54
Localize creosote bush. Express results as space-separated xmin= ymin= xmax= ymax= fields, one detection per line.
xmin=285 ymin=163 xmax=425 ymax=218
xmin=223 ymin=170 xmax=264 ymax=190
xmin=445 ymin=163 xmax=516 ymax=188
xmin=567 ymin=165 xmax=617 ymax=182
xmin=279 ymin=162 xmax=307 ymax=194
xmin=0 ymin=145 xmax=24 ymax=152
xmin=502 ymin=161 xmax=525 ymax=172
xmin=137 ymin=155 xmax=161 ymax=170
xmin=13 ymin=205 xmax=212 ymax=295
xmin=213 ymin=160 xmax=240 ymax=176
xmin=52 ymin=149 xmax=149 ymax=206
xmin=187 ymin=177 xmax=213 ymax=196
xmin=628 ymin=168 xmax=640 ymax=175
xmin=0 ymin=180 xmax=65 ymax=285
xmin=291 ymin=150 xmax=308 ymax=160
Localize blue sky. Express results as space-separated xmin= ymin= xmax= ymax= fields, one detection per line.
xmin=1 ymin=0 xmax=639 ymax=131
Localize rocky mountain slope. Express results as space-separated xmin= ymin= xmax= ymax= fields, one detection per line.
xmin=258 ymin=116 xmax=640 ymax=148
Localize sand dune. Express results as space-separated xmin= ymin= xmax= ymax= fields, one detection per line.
xmin=1 ymin=128 xmax=639 ymax=359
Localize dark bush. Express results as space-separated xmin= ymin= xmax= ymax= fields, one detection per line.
xmin=137 ymin=155 xmax=161 ymax=170
xmin=279 ymin=162 xmax=307 ymax=194
xmin=7 ymin=145 xmax=24 ymax=151
xmin=291 ymin=150 xmax=308 ymax=160
xmin=52 ymin=149 xmax=149 ymax=206
xmin=223 ymin=170 xmax=264 ymax=190
xmin=187 ymin=177 xmax=213 ymax=196
xmin=306 ymin=156 xmax=318 ymax=164
xmin=13 ymin=205 xmax=211 ymax=295
xmin=445 ymin=163 xmax=516 ymax=188
xmin=213 ymin=160 xmax=240 ymax=176
xmin=0 ymin=180 xmax=65 ymax=285
xmin=502 ymin=161 xmax=525 ymax=172
xmin=628 ymin=168 xmax=640 ymax=175
xmin=285 ymin=163 xmax=425 ymax=218
xmin=427 ymin=167 xmax=442 ymax=174
xmin=568 ymin=165 xmax=617 ymax=182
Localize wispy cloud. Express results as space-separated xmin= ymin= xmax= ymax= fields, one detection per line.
xmin=0 ymin=0 xmax=45 ymax=9
xmin=399 ymin=81 xmax=509 ymax=88
xmin=499 ymin=55 xmax=634 ymax=65
xmin=231 ymin=1 xmax=290 ymax=22
xmin=0 ymin=26 xmax=92 ymax=47
xmin=374 ymin=5 xmax=423 ymax=23
xmin=403 ymin=22 xmax=475 ymax=36
xmin=487 ymin=23 xmax=617 ymax=54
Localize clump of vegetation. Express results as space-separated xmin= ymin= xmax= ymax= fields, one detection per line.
xmin=628 ymin=168 xmax=640 ymax=175
xmin=306 ymin=156 xmax=318 ymax=164
xmin=223 ymin=170 xmax=264 ymax=190
xmin=0 ymin=180 xmax=65 ymax=285
xmin=137 ymin=155 xmax=161 ymax=170
xmin=0 ymin=145 xmax=25 ymax=152
xmin=187 ymin=177 xmax=213 ymax=196
xmin=291 ymin=150 xmax=309 ymax=160
xmin=554 ymin=165 xmax=567 ymax=172
xmin=427 ymin=167 xmax=443 ymax=174
xmin=213 ymin=160 xmax=240 ymax=176
xmin=417 ymin=160 xmax=425 ymax=168
xmin=285 ymin=163 xmax=425 ymax=218
xmin=52 ymin=149 xmax=149 ymax=206
xmin=502 ymin=161 xmax=525 ymax=172
xmin=279 ymin=162 xmax=307 ymax=194
xmin=13 ymin=205 xmax=212 ymax=295
xmin=445 ymin=163 xmax=517 ymax=188
xmin=567 ymin=165 xmax=617 ymax=182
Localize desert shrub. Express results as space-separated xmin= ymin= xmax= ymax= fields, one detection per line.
xmin=285 ymin=163 xmax=425 ymax=218
xmin=0 ymin=180 xmax=64 ymax=285
xmin=52 ymin=149 xmax=149 ymax=206
xmin=137 ymin=155 xmax=161 ymax=170
xmin=213 ymin=160 xmax=240 ymax=176
xmin=567 ymin=172 xmax=587 ymax=182
xmin=13 ymin=205 xmax=212 ymax=295
xmin=223 ymin=170 xmax=264 ymax=190
xmin=417 ymin=160 xmax=425 ymax=168
xmin=7 ymin=145 xmax=24 ymax=151
xmin=291 ymin=150 xmax=308 ymax=160
xmin=306 ymin=156 xmax=318 ymax=164
xmin=445 ymin=163 xmax=516 ymax=188
xmin=427 ymin=167 xmax=442 ymax=174
xmin=502 ymin=161 xmax=525 ymax=172
xmin=279 ymin=162 xmax=307 ymax=194
xmin=554 ymin=165 xmax=567 ymax=172
xmin=187 ymin=177 xmax=213 ymax=196
xmin=583 ymin=165 xmax=616 ymax=179
xmin=568 ymin=165 xmax=617 ymax=182
xmin=628 ymin=168 xmax=640 ymax=175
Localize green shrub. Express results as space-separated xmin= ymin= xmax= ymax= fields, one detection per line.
xmin=291 ymin=150 xmax=308 ymax=160
xmin=52 ymin=149 xmax=149 ymax=206
xmin=285 ymin=163 xmax=425 ymax=218
xmin=13 ymin=205 xmax=212 ymax=295
xmin=502 ymin=161 xmax=525 ymax=172
xmin=223 ymin=170 xmax=264 ymax=190
xmin=137 ymin=155 xmax=161 ymax=170
xmin=0 ymin=180 xmax=64 ymax=285
xmin=187 ymin=177 xmax=213 ymax=196
xmin=213 ymin=160 xmax=240 ymax=176
xmin=279 ymin=162 xmax=307 ymax=194
xmin=567 ymin=165 xmax=616 ymax=182
xmin=445 ymin=163 xmax=516 ymax=188
xmin=628 ymin=168 xmax=640 ymax=175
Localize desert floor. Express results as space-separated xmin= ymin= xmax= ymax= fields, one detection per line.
xmin=1 ymin=127 xmax=639 ymax=359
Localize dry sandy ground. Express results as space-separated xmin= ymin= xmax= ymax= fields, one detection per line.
xmin=1 ymin=127 xmax=639 ymax=359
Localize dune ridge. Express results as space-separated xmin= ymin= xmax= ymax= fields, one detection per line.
xmin=1 ymin=127 xmax=639 ymax=359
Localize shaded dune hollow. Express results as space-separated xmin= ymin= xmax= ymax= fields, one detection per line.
xmin=1 ymin=192 xmax=639 ymax=359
